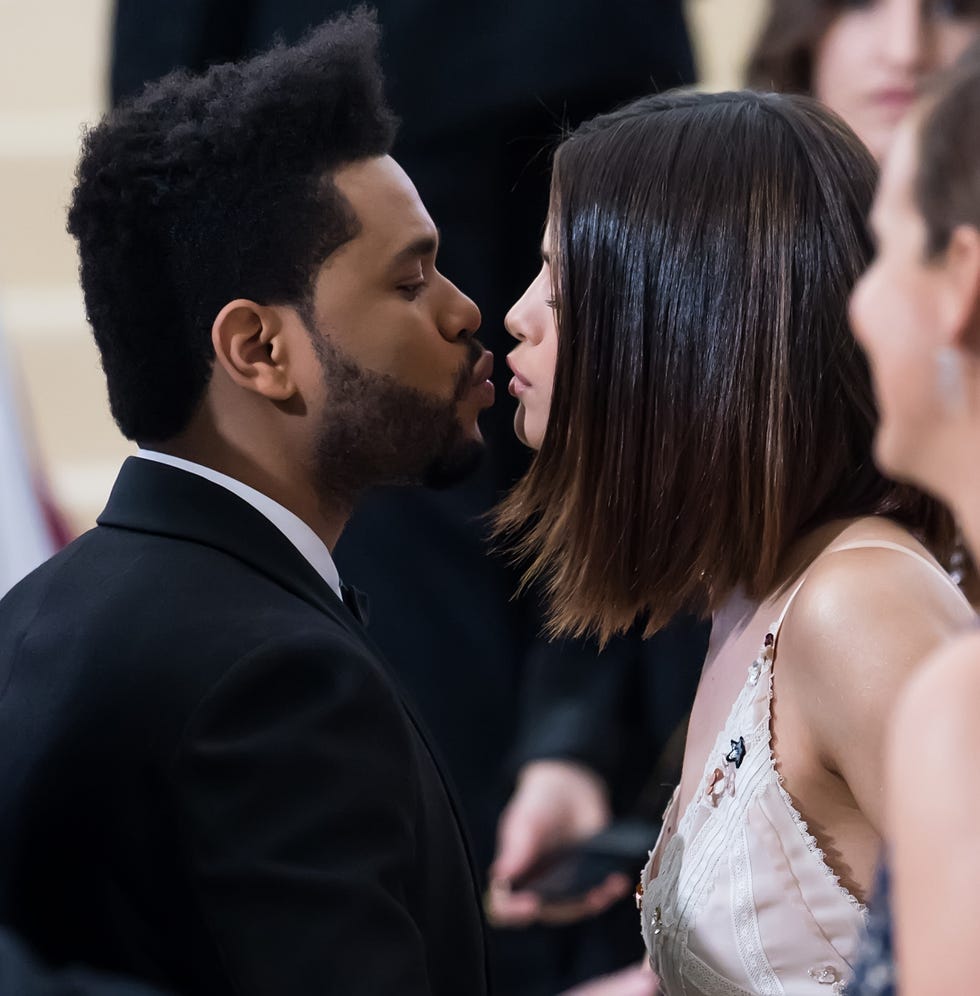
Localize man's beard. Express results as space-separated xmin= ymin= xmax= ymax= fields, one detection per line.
xmin=308 ymin=331 xmax=485 ymax=508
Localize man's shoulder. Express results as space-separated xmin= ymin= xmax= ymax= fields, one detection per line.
xmin=0 ymin=521 xmax=391 ymax=739
xmin=34 ymin=519 xmax=336 ymax=610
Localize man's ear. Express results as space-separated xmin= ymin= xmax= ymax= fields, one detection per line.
xmin=211 ymin=299 xmax=298 ymax=401
xmin=941 ymin=225 xmax=980 ymax=355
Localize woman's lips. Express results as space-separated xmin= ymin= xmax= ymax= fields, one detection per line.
xmin=870 ymin=86 xmax=917 ymax=114
xmin=507 ymin=358 xmax=531 ymax=397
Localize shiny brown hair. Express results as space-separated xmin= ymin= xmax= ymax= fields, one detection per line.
xmin=495 ymin=90 xmax=955 ymax=643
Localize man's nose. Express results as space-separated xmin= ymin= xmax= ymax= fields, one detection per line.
xmin=442 ymin=281 xmax=482 ymax=342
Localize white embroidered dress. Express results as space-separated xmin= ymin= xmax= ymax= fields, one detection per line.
xmin=638 ymin=541 xmax=955 ymax=995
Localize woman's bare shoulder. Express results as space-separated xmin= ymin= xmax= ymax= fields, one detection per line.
xmin=778 ymin=525 xmax=973 ymax=683
xmin=773 ymin=524 xmax=974 ymax=788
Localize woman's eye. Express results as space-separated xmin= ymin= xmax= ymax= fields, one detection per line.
xmin=930 ymin=0 xmax=974 ymax=18
xmin=544 ymin=298 xmax=557 ymax=310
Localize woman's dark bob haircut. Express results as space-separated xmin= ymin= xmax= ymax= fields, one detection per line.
xmin=748 ymin=0 xmax=980 ymax=95
xmin=495 ymin=89 xmax=955 ymax=643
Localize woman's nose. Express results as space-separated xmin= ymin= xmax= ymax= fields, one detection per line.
xmin=880 ymin=0 xmax=926 ymax=71
xmin=504 ymin=286 xmax=533 ymax=343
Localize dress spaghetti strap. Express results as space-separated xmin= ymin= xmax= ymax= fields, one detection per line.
xmin=770 ymin=539 xmax=969 ymax=646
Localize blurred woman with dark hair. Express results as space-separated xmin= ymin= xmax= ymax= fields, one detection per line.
xmin=497 ymin=89 xmax=974 ymax=993
xmin=748 ymin=0 xmax=979 ymax=160
xmin=848 ymin=43 xmax=980 ymax=996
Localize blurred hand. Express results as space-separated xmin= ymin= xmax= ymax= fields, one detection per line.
xmin=486 ymin=760 xmax=631 ymax=927
xmin=558 ymin=960 xmax=659 ymax=996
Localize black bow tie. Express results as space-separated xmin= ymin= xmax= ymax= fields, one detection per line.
xmin=340 ymin=583 xmax=370 ymax=626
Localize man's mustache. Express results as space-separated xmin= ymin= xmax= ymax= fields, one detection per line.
xmin=451 ymin=334 xmax=489 ymax=403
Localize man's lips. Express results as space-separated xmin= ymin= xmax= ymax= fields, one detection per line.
xmin=464 ymin=349 xmax=495 ymax=409
xmin=470 ymin=349 xmax=494 ymax=386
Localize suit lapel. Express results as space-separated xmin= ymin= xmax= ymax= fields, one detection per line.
xmin=99 ymin=458 xmax=451 ymax=789
xmin=98 ymin=457 xmax=360 ymax=634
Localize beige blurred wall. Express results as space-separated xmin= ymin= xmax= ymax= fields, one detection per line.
xmin=0 ymin=0 xmax=122 ymax=531
xmin=0 ymin=0 xmax=768 ymax=533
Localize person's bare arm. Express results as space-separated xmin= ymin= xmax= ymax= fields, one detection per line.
xmin=887 ymin=632 xmax=980 ymax=996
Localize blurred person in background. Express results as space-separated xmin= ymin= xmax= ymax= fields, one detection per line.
xmin=847 ymin=42 xmax=980 ymax=996
xmin=748 ymin=0 xmax=980 ymax=161
xmin=110 ymin=3 xmax=709 ymax=993
xmin=0 ymin=322 xmax=71 ymax=596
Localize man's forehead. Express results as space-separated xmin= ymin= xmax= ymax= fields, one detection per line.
xmin=333 ymin=155 xmax=437 ymax=247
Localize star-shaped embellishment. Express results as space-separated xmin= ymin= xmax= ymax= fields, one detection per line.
xmin=725 ymin=736 xmax=746 ymax=769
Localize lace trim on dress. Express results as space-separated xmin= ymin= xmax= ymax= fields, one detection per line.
xmin=731 ymin=822 xmax=785 ymax=993
xmin=763 ymin=666 xmax=869 ymax=920
xmin=644 ymin=691 xmax=774 ymax=984
xmin=643 ymin=820 xmax=688 ymax=981
xmin=685 ymin=948 xmax=759 ymax=996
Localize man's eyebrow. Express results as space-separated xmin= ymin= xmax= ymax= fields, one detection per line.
xmin=389 ymin=232 xmax=440 ymax=269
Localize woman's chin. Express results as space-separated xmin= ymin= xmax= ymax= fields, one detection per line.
xmin=513 ymin=405 xmax=540 ymax=451
xmin=516 ymin=410 xmax=546 ymax=451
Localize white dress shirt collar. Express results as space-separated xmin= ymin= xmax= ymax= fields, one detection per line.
xmin=135 ymin=449 xmax=342 ymax=600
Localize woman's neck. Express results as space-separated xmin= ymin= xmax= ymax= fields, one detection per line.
xmin=708 ymin=518 xmax=876 ymax=655
xmin=710 ymin=587 xmax=757 ymax=651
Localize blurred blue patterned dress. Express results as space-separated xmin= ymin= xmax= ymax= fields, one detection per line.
xmin=848 ymin=865 xmax=896 ymax=996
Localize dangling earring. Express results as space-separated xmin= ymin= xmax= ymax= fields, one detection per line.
xmin=936 ymin=346 xmax=966 ymax=415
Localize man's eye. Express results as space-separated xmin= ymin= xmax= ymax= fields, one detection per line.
xmin=398 ymin=282 xmax=426 ymax=301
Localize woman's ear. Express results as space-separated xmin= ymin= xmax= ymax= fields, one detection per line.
xmin=211 ymin=299 xmax=298 ymax=401
xmin=941 ymin=225 xmax=980 ymax=354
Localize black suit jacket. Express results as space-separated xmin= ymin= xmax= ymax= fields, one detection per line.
xmin=0 ymin=457 xmax=488 ymax=996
